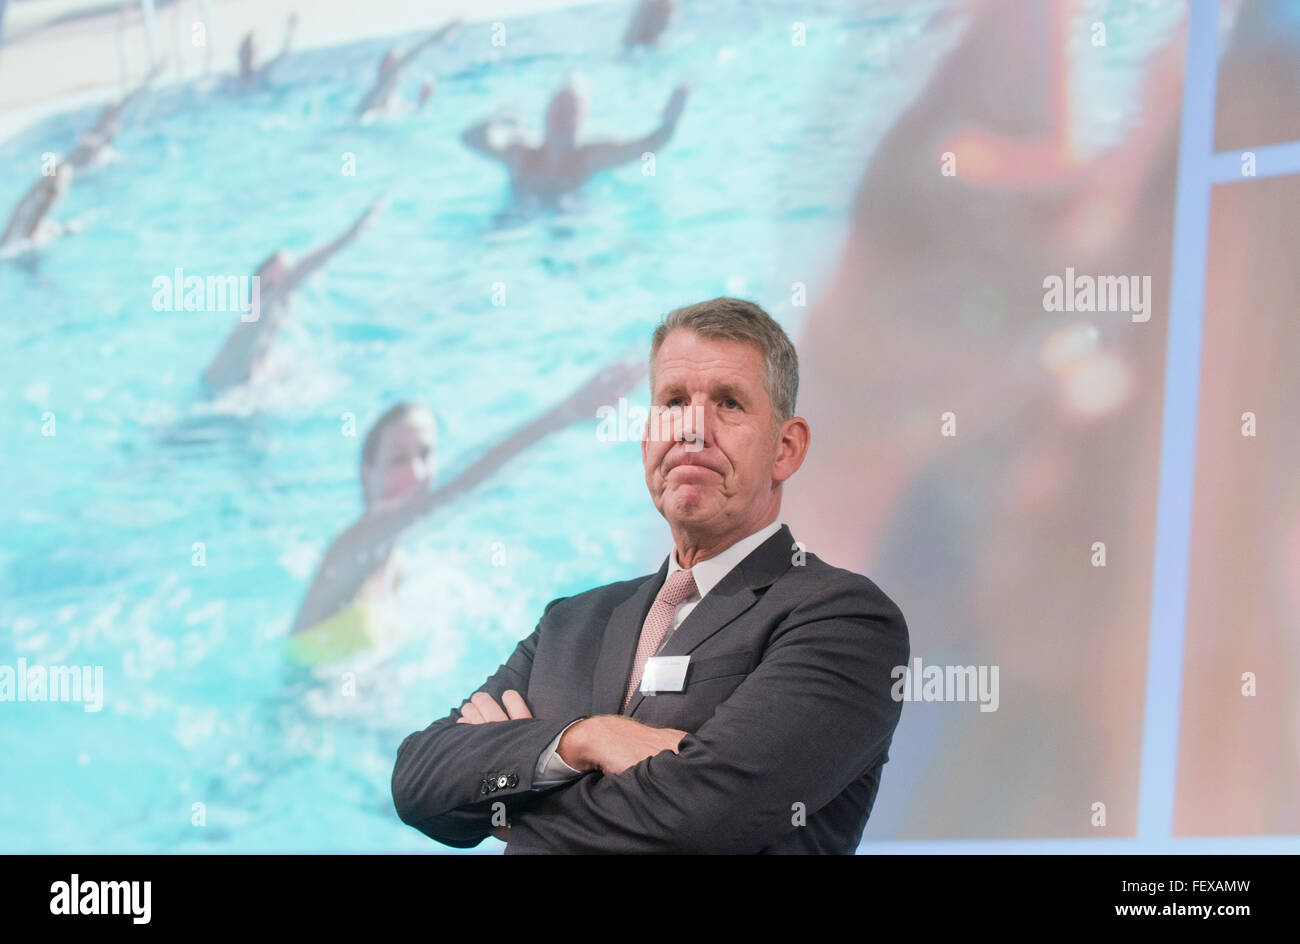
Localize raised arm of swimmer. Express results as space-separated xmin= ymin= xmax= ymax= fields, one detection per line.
xmin=398 ymin=19 xmax=461 ymax=69
xmin=2 ymin=163 xmax=73 ymax=248
xmin=97 ymin=61 xmax=164 ymax=131
xmin=581 ymin=83 xmax=690 ymax=173
xmin=260 ymin=14 xmax=299 ymax=80
xmin=461 ymin=109 xmax=525 ymax=163
xmin=202 ymin=198 xmax=384 ymax=390
xmin=290 ymin=357 xmax=647 ymax=633
xmin=67 ymin=62 xmax=165 ymax=168
xmin=280 ymin=198 xmax=384 ymax=294
xmin=358 ymin=20 xmax=461 ymax=117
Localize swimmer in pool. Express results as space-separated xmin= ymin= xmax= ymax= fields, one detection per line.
xmin=356 ymin=19 xmax=461 ymax=122
xmin=622 ymin=0 xmax=676 ymax=49
xmin=234 ymin=13 xmax=298 ymax=89
xmin=66 ymin=62 xmax=163 ymax=170
xmin=461 ymin=74 xmax=691 ymax=206
xmin=2 ymin=63 xmax=162 ymax=253
xmin=1 ymin=161 xmax=79 ymax=251
xmin=202 ymin=198 xmax=384 ymax=392
xmin=288 ymin=356 xmax=648 ymax=663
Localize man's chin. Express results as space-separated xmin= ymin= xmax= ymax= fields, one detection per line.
xmin=662 ymin=494 xmax=725 ymax=525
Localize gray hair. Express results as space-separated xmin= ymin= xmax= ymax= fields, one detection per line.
xmin=649 ymin=297 xmax=799 ymax=431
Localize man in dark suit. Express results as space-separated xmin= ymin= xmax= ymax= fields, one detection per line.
xmin=392 ymin=297 xmax=909 ymax=853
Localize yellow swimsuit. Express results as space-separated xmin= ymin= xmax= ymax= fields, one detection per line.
xmin=286 ymin=602 xmax=381 ymax=667
xmin=287 ymin=550 xmax=410 ymax=667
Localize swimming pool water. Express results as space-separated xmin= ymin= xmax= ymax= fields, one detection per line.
xmin=0 ymin=0 xmax=1171 ymax=851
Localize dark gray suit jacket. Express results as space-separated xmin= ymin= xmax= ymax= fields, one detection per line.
xmin=391 ymin=523 xmax=909 ymax=853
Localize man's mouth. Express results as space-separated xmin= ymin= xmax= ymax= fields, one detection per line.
xmin=669 ymin=462 xmax=719 ymax=476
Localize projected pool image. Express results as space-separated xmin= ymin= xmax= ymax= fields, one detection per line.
xmin=8 ymin=0 xmax=1280 ymax=856
xmin=0 ymin=0 xmax=953 ymax=851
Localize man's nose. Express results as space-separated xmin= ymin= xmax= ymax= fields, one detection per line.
xmin=680 ymin=397 xmax=709 ymax=452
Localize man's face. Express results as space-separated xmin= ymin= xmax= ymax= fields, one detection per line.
xmin=643 ymin=330 xmax=782 ymax=539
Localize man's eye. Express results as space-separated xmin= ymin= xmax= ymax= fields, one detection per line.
xmin=722 ymin=398 xmax=740 ymax=409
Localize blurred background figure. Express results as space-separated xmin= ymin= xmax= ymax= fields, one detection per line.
xmin=623 ymin=0 xmax=676 ymax=50
xmin=289 ymin=357 xmax=648 ymax=666
xmin=65 ymin=62 xmax=162 ymax=169
xmin=784 ymin=0 xmax=1188 ymax=838
xmin=461 ymin=73 xmax=691 ymax=207
xmin=356 ymin=19 xmax=460 ymax=123
xmin=234 ymin=13 xmax=298 ymax=89
xmin=2 ymin=60 xmax=161 ymax=254
xmin=202 ymin=199 xmax=384 ymax=392
xmin=1 ymin=160 xmax=77 ymax=252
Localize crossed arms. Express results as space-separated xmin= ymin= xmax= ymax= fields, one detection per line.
xmin=390 ymin=578 xmax=908 ymax=853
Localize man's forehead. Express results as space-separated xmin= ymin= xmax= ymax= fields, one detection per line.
xmin=652 ymin=368 xmax=758 ymax=393
xmin=653 ymin=342 xmax=763 ymax=388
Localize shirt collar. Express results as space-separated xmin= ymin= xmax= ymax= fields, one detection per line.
xmin=666 ymin=519 xmax=783 ymax=600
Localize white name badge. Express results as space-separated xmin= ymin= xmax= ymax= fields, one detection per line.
xmin=640 ymin=655 xmax=691 ymax=695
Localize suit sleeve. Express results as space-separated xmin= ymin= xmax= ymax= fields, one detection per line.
xmin=390 ymin=596 xmax=585 ymax=847
xmin=505 ymin=577 xmax=910 ymax=853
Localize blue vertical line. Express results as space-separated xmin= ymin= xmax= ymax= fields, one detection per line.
xmin=1136 ymin=0 xmax=1219 ymax=843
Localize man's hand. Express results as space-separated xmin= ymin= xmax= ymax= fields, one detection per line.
xmin=456 ymin=689 xmax=532 ymax=723
xmin=456 ymin=691 xmax=531 ymax=845
xmin=558 ymin=715 xmax=688 ymax=777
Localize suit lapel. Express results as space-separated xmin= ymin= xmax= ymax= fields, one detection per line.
xmin=621 ymin=524 xmax=796 ymax=718
xmin=591 ymin=556 xmax=668 ymax=716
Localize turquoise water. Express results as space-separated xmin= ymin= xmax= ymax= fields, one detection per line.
xmin=0 ymin=0 xmax=1175 ymax=851
xmin=0 ymin=0 xmax=950 ymax=851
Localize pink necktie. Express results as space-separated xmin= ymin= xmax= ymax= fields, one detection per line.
xmin=621 ymin=568 xmax=698 ymax=712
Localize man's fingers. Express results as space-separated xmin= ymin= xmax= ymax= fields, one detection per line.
xmin=459 ymin=691 xmax=530 ymax=724
xmin=471 ymin=691 xmax=509 ymax=722
xmin=501 ymin=689 xmax=533 ymax=719
xmin=660 ymin=733 xmax=691 ymax=754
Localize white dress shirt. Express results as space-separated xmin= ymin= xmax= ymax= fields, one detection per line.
xmin=531 ymin=519 xmax=784 ymax=788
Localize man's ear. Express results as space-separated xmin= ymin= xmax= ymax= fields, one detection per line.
xmin=773 ymin=417 xmax=811 ymax=485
